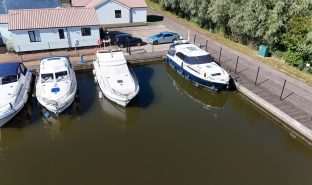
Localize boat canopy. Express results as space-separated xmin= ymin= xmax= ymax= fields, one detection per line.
xmin=176 ymin=52 xmax=214 ymax=65
xmin=0 ymin=62 xmax=21 ymax=77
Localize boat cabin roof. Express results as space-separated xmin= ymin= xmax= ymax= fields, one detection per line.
xmin=0 ymin=62 xmax=21 ymax=77
xmin=171 ymin=43 xmax=209 ymax=57
xmin=40 ymin=57 xmax=70 ymax=73
xmin=97 ymin=50 xmax=126 ymax=64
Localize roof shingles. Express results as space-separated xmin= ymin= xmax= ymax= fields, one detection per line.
xmin=8 ymin=8 xmax=100 ymax=31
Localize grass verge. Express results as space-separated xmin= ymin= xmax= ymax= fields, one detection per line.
xmin=146 ymin=0 xmax=312 ymax=86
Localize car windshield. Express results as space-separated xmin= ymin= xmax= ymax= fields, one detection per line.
xmin=0 ymin=75 xmax=18 ymax=85
xmin=55 ymin=71 xmax=68 ymax=82
xmin=156 ymin=33 xmax=163 ymax=37
xmin=41 ymin=73 xmax=54 ymax=83
xmin=185 ymin=54 xmax=214 ymax=64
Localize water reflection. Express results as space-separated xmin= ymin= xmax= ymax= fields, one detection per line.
xmin=98 ymin=92 xmax=141 ymax=128
xmin=41 ymin=99 xmax=80 ymax=138
xmin=166 ymin=65 xmax=229 ymax=111
xmin=0 ymin=102 xmax=33 ymax=149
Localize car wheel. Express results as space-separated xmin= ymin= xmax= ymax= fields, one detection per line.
xmin=154 ymin=41 xmax=158 ymax=45
xmin=119 ymin=44 xmax=124 ymax=48
xmin=172 ymin=39 xmax=176 ymax=43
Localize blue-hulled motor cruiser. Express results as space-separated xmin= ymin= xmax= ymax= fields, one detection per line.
xmin=0 ymin=62 xmax=32 ymax=127
xmin=166 ymin=41 xmax=231 ymax=91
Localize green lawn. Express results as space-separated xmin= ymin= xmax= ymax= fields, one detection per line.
xmin=146 ymin=0 xmax=312 ymax=86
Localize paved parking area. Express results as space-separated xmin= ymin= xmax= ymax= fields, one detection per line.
xmin=107 ymin=23 xmax=175 ymax=55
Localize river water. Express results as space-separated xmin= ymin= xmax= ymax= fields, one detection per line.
xmin=0 ymin=63 xmax=312 ymax=185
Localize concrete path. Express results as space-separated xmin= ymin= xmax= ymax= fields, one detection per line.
xmin=147 ymin=8 xmax=312 ymax=141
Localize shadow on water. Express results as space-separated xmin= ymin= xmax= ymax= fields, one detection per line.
xmin=166 ymin=65 xmax=229 ymax=110
xmin=75 ymin=71 xmax=96 ymax=116
xmin=130 ymin=66 xmax=154 ymax=108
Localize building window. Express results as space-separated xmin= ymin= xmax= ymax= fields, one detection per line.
xmin=28 ymin=30 xmax=41 ymax=42
xmin=58 ymin=29 xmax=65 ymax=39
xmin=115 ymin=10 xmax=121 ymax=18
xmin=81 ymin=27 xmax=91 ymax=36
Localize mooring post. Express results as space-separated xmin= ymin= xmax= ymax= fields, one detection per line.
xmin=280 ymin=80 xmax=287 ymax=100
xmin=205 ymin=40 xmax=208 ymax=51
xmin=218 ymin=47 xmax=222 ymax=64
xmin=235 ymin=56 xmax=239 ymax=73
xmin=255 ymin=66 xmax=260 ymax=85
xmin=193 ymin=34 xmax=196 ymax=44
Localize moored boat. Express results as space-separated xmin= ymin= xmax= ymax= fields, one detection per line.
xmin=36 ymin=56 xmax=77 ymax=115
xmin=166 ymin=41 xmax=231 ymax=91
xmin=0 ymin=62 xmax=32 ymax=127
xmin=93 ymin=49 xmax=139 ymax=107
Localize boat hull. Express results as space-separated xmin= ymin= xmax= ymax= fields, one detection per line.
xmin=166 ymin=57 xmax=228 ymax=91
xmin=0 ymin=107 xmax=23 ymax=127
xmin=99 ymin=87 xmax=133 ymax=107
xmin=0 ymin=71 xmax=32 ymax=127
xmin=37 ymin=92 xmax=76 ymax=115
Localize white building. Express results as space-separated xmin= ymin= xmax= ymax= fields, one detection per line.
xmin=72 ymin=0 xmax=147 ymax=26
xmin=7 ymin=8 xmax=101 ymax=52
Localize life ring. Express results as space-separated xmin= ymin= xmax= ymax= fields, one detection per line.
xmin=97 ymin=39 xmax=103 ymax=45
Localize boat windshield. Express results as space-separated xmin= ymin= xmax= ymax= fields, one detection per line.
xmin=41 ymin=73 xmax=54 ymax=83
xmin=185 ymin=54 xmax=214 ymax=65
xmin=55 ymin=71 xmax=68 ymax=82
xmin=0 ymin=75 xmax=18 ymax=85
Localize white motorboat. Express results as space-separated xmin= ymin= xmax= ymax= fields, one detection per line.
xmin=0 ymin=62 xmax=32 ymax=127
xmin=166 ymin=40 xmax=231 ymax=91
xmin=36 ymin=56 xmax=77 ymax=115
xmin=93 ymin=49 xmax=139 ymax=107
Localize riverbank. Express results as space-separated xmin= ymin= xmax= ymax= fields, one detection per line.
xmin=145 ymin=0 xmax=312 ymax=87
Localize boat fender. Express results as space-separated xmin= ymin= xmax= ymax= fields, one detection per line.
xmin=181 ymin=62 xmax=183 ymax=68
xmin=44 ymin=111 xmax=51 ymax=119
xmin=99 ymin=91 xmax=103 ymax=99
xmin=92 ymin=69 xmax=96 ymax=75
xmin=94 ymin=76 xmax=98 ymax=83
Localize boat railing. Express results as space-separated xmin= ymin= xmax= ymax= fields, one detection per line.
xmin=129 ymin=68 xmax=140 ymax=94
xmin=0 ymin=102 xmax=14 ymax=113
xmin=0 ymin=85 xmax=22 ymax=113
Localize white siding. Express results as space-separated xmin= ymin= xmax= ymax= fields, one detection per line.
xmin=0 ymin=24 xmax=12 ymax=44
xmin=96 ymin=0 xmax=130 ymax=25
xmin=131 ymin=8 xmax=147 ymax=23
xmin=12 ymin=26 xmax=100 ymax=52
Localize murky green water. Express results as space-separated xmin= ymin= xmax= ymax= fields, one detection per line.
xmin=0 ymin=63 xmax=312 ymax=185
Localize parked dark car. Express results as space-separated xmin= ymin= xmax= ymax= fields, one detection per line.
xmin=114 ymin=34 xmax=143 ymax=48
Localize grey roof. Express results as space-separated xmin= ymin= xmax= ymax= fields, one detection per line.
xmin=0 ymin=0 xmax=60 ymax=14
